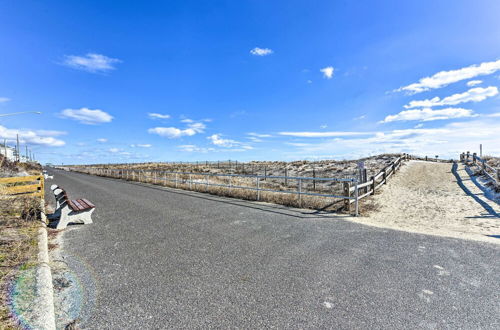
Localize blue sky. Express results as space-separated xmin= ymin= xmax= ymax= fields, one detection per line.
xmin=1 ymin=0 xmax=500 ymax=164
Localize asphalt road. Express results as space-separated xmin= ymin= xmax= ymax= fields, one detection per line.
xmin=45 ymin=168 xmax=500 ymax=329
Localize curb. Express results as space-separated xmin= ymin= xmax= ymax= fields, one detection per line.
xmin=34 ymin=199 xmax=56 ymax=330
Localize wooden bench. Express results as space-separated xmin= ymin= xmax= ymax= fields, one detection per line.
xmin=50 ymin=186 xmax=95 ymax=229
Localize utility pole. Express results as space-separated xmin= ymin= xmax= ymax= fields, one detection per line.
xmin=480 ymin=144 xmax=482 ymax=158
xmin=26 ymin=145 xmax=28 ymax=162
xmin=16 ymin=134 xmax=20 ymax=162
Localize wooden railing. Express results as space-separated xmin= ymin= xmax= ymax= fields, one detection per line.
xmin=344 ymin=154 xmax=408 ymax=210
xmin=0 ymin=175 xmax=45 ymax=199
xmin=460 ymin=151 xmax=499 ymax=187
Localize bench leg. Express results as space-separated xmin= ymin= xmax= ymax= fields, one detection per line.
xmin=53 ymin=207 xmax=94 ymax=229
xmin=54 ymin=206 xmax=72 ymax=229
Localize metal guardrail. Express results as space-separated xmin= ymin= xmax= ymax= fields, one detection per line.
xmin=67 ymin=167 xmax=361 ymax=215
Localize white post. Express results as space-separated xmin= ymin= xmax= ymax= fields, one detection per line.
xmin=298 ymin=178 xmax=302 ymax=207
xmin=175 ymin=173 xmax=178 ymax=188
xmin=189 ymin=174 xmax=192 ymax=190
xmin=256 ymin=176 xmax=260 ymax=201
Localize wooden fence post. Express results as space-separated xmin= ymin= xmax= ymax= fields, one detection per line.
xmin=497 ymin=169 xmax=500 ymax=182
xmin=313 ymin=168 xmax=316 ymax=191
xmin=473 ymin=153 xmax=477 ymax=164
xmin=363 ymin=168 xmax=368 ymax=194
xmin=383 ymin=168 xmax=387 ymax=184
xmin=343 ymin=182 xmax=351 ymax=212
xmin=370 ymin=176 xmax=375 ymax=195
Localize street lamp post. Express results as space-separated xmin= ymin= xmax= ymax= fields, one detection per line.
xmin=0 ymin=111 xmax=42 ymax=117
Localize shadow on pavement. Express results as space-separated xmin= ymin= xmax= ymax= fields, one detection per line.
xmin=451 ymin=162 xmax=499 ymax=218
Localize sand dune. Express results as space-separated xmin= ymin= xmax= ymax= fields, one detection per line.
xmin=354 ymin=161 xmax=500 ymax=244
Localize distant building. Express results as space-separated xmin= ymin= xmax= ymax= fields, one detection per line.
xmin=0 ymin=144 xmax=16 ymax=161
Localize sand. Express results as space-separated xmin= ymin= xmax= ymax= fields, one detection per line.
xmin=352 ymin=160 xmax=500 ymax=244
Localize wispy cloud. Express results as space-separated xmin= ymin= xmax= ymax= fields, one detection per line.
xmin=0 ymin=125 xmax=65 ymax=146
xmin=97 ymin=138 xmax=108 ymax=143
xmin=320 ymin=66 xmax=334 ymax=79
xmin=353 ymin=115 xmax=366 ymax=120
xmin=62 ymin=53 xmax=121 ymax=73
xmin=284 ymin=119 xmax=500 ymax=159
xmin=148 ymin=113 xmax=170 ymax=120
xmin=247 ymin=132 xmax=272 ymax=138
xmin=148 ymin=121 xmax=206 ymax=139
xmin=178 ymin=145 xmax=215 ymax=153
xmin=250 ymin=47 xmax=273 ymax=56
xmin=279 ymin=131 xmax=370 ymax=138
xmin=207 ymin=134 xmax=250 ymax=148
xmin=0 ymin=97 xmax=10 ymax=103
xmin=380 ymin=107 xmax=476 ymax=123
xmin=404 ymin=86 xmax=498 ymax=108
xmin=466 ymin=80 xmax=482 ymax=87
xmin=131 ymin=144 xmax=152 ymax=148
xmin=60 ymin=107 xmax=113 ymax=125
xmin=35 ymin=130 xmax=67 ymax=137
xmin=396 ymin=59 xmax=500 ymax=94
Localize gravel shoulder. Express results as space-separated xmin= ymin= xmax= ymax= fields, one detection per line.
xmin=353 ymin=160 xmax=500 ymax=244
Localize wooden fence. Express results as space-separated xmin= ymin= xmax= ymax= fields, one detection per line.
xmin=344 ymin=154 xmax=409 ymax=212
xmin=460 ymin=151 xmax=499 ymax=187
xmin=0 ymin=175 xmax=45 ymax=199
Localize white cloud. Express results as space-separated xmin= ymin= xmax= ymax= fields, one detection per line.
xmin=207 ymin=134 xmax=242 ymax=148
xmin=148 ymin=127 xmax=196 ymax=138
xmin=397 ymin=59 xmax=500 ymax=94
xmin=97 ymin=138 xmax=108 ymax=143
xmin=320 ymin=66 xmax=334 ymax=79
xmin=148 ymin=113 xmax=170 ymax=120
xmin=62 ymin=53 xmax=121 ymax=73
xmin=320 ymin=124 xmax=328 ymax=129
xmin=0 ymin=97 xmax=10 ymax=103
xmin=380 ymin=107 xmax=476 ymax=123
xmin=353 ymin=115 xmax=366 ymax=120
xmin=60 ymin=107 xmax=113 ymax=125
xmin=467 ymin=80 xmax=482 ymax=87
xmin=250 ymin=47 xmax=273 ymax=56
xmin=414 ymin=123 xmax=424 ymax=128
xmin=131 ymin=144 xmax=152 ymax=148
xmin=187 ymin=122 xmax=206 ymax=133
xmin=109 ymin=148 xmax=120 ymax=153
xmin=0 ymin=125 xmax=65 ymax=146
xmin=279 ymin=131 xmax=371 ymax=138
xmin=404 ymin=86 xmax=498 ymax=108
xmin=148 ymin=119 xmax=206 ymax=139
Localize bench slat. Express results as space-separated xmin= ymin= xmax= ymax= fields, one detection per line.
xmin=81 ymin=198 xmax=95 ymax=208
xmin=77 ymin=199 xmax=92 ymax=210
xmin=71 ymin=199 xmax=86 ymax=211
